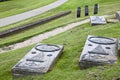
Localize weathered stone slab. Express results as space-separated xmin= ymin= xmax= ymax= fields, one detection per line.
xmin=116 ymin=11 xmax=120 ymax=21
xmin=11 ymin=43 xmax=64 ymax=77
xmin=118 ymin=38 xmax=120 ymax=56
xmin=107 ymin=19 xmax=119 ymax=23
xmin=90 ymin=16 xmax=107 ymax=26
xmin=79 ymin=35 xmax=117 ymax=69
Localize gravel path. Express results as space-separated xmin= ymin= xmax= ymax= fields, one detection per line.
xmin=0 ymin=0 xmax=68 ymax=27
xmin=0 ymin=19 xmax=90 ymax=53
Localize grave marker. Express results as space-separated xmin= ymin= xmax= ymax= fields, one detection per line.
xmin=116 ymin=11 xmax=120 ymax=21
xmin=79 ymin=35 xmax=117 ymax=69
xmin=77 ymin=7 xmax=81 ymax=18
xmin=94 ymin=4 xmax=98 ymax=14
xmin=90 ymin=16 xmax=107 ymax=26
xmin=11 ymin=43 xmax=64 ymax=77
xmin=85 ymin=5 xmax=89 ymax=16
xmin=118 ymin=38 xmax=120 ymax=56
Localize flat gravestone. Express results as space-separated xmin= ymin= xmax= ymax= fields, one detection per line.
xmin=118 ymin=38 xmax=120 ymax=56
xmin=116 ymin=11 xmax=120 ymax=21
xmin=107 ymin=19 xmax=119 ymax=23
xmin=90 ymin=16 xmax=107 ymax=26
xmin=11 ymin=43 xmax=64 ymax=77
xmin=79 ymin=35 xmax=117 ymax=69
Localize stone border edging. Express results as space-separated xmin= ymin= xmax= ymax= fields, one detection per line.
xmin=0 ymin=11 xmax=71 ymax=38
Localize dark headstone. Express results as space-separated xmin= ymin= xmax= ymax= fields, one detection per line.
xmin=79 ymin=35 xmax=117 ymax=69
xmin=85 ymin=5 xmax=89 ymax=16
xmin=94 ymin=4 xmax=98 ymax=14
xmin=77 ymin=7 xmax=81 ymax=18
xmin=116 ymin=11 xmax=120 ymax=21
xmin=90 ymin=16 xmax=107 ymax=26
xmin=11 ymin=43 xmax=64 ymax=77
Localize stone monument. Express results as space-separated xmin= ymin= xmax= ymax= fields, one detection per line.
xmin=77 ymin=7 xmax=81 ymax=18
xmin=85 ymin=5 xmax=89 ymax=16
xmin=79 ymin=35 xmax=117 ymax=69
xmin=11 ymin=43 xmax=64 ymax=77
xmin=90 ymin=16 xmax=107 ymax=26
xmin=116 ymin=11 xmax=120 ymax=21
xmin=94 ymin=4 xmax=98 ymax=14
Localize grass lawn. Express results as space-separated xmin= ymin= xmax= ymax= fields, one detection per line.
xmin=0 ymin=0 xmax=56 ymax=18
xmin=0 ymin=0 xmax=120 ymax=47
xmin=0 ymin=0 xmax=120 ymax=79
xmin=0 ymin=22 xmax=120 ymax=80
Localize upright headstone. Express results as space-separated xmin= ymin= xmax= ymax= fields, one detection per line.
xmin=85 ymin=5 xmax=89 ymax=16
xmin=94 ymin=4 xmax=98 ymax=14
xmin=77 ymin=7 xmax=81 ymax=18
xmin=11 ymin=43 xmax=64 ymax=77
xmin=90 ymin=16 xmax=107 ymax=26
xmin=79 ymin=35 xmax=117 ymax=69
xmin=116 ymin=11 xmax=120 ymax=21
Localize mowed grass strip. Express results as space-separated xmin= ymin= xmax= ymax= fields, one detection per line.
xmin=0 ymin=0 xmax=56 ymax=18
xmin=0 ymin=0 xmax=120 ymax=47
xmin=0 ymin=22 xmax=120 ymax=80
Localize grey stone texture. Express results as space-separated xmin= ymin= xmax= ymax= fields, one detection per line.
xmin=107 ymin=19 xmax=119 ymax=23
xmin=79 ymin=35 xmax=117 ymax=69
xmin=116 ymin=11 xmax=120 ymax=21
xmin=11 ymin=43 xmax=64 ymax=77
xmin=90 ymin=16 xmax=107 ymax=26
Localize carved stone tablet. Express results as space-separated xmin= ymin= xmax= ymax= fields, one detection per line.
xmin=90 ymin=16 xmax=107 ymax=26
xmin=11 ymin=43 xmax=64 ymax=77
xmin=79 ymin=35 xmax=117 ymax=69
xmin=116 ymin=11 xmax=120 ymax=21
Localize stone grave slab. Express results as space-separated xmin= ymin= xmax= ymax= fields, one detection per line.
xmin=118 ymin=38 xmax=120 ymax=56
xmin=79 ymin=35 xmax=117 ymax=69
xmin=11 ymin=43 xmax=64 ymax=77
xmin=107 ymin=19 xmax=119 ymax=23
xmin=90 ymin=16 xmax=107 ymax=26
xmin=116 ymin=11 xmax=120 ymax=21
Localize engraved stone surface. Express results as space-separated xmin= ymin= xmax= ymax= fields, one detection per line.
xmin=79 ymin=35 xmax=117 ymax=69
xmin=90 ymin=16 xmax=107 ymax=26
xmin=11 ymin=43 xmax=64 ymax=76
xmin=116 ymin=11 xmax=120 ymax=21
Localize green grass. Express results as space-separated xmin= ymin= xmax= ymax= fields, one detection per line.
xmin=0 ymin=0 xmax=120 ymax=47
xmin=0 ymin=22 xmax=120 ymax=80
xmin=0 ymin=0 xmax=56 ymax=18
xmin=0 ymin=0 xmax=120 ymax=79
